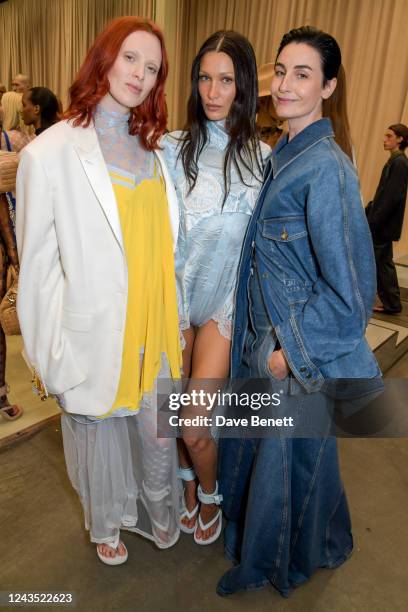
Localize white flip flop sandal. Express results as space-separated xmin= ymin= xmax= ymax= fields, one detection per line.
xmin=96 ymin=540 xmax=128 ymax=566
xmin=179 ymin=466 xmax=199 ymax=534
xmin=194 ymin=482 xmax=223 ymax=546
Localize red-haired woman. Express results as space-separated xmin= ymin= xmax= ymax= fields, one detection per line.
xmin=16 ymin=17 xmax=182 ymax=565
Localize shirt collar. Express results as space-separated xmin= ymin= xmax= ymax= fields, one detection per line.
xmin=207 ymin=119 xmax=229 ymax=151
xmin=94 ymin=105 xmax=130 ymax=134
xmin=271 ymin=118 xmax=334 ymax=177
xmin=389 ymin=150 xmax=405 ymax=161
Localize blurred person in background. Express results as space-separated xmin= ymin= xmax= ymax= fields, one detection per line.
xmin=11 ymin=74 xmax=30 ymax=93
xmin=0 ymin=92 xmax=33 ymax=153
xmin=256 ymin=62 xmax=283 ymax=147
xmin=0 ymin=92 xmax=25 ymax=420
xmin=366 ymin=124 xmax=408 ymax=314
xmin=21 ymin=87 xmax=60 ymax=136
xmin=0 ymin=91 xmax=32 ymax=233
xmin=0 ymin=186 xmax=22 ymax=421
xmin=0 ymin=83 xmax=6 ymax=105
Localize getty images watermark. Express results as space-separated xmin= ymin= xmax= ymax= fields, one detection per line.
xmin=157 ymin=377 xmax=408 ymax=438
xmin=156 ymin=378 xmax=301 ymax=437
xmin=166 ymin=388 xmax=294 ymax=429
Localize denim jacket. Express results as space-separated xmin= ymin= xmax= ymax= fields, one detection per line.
xmin=232 ymin=118 xmax=381 ymax=390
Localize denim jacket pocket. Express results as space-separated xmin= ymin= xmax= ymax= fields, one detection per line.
xmin=261 ymin=215 xmax=308 ymax=242
xmin=260 ymin=216 xmax=313 ymax=304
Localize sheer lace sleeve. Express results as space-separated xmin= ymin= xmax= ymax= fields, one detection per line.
xmin=161 ymin=132 xmax=190 ymax=333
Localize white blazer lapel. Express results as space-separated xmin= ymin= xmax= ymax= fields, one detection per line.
xmin=73 ymin=125 xmax=124 ymax=252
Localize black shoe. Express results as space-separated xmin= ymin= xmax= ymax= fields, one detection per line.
xmin=373 ymin=306 xmax=402 ymax=315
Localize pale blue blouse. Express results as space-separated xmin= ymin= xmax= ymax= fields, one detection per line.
xmin=162 ymin=120 xmax=270 ymax=339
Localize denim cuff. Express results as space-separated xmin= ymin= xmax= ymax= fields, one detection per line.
xmin=276 ymin=315 xmax=325 ymax=392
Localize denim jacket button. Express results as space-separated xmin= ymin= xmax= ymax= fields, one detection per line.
xmin=300 ymin=366 xmax=307 ymax=373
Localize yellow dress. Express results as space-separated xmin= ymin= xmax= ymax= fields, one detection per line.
xmin=103 ymin=163 xmax=181 ymax=417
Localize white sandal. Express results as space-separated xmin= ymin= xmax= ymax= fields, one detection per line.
xmin=96 ymin=540 xmax=128 ymax=566
xmin=179 ymin=466 xmax=199 ymax=534
xmin=194 ymin=482 xmax=223 ymax=546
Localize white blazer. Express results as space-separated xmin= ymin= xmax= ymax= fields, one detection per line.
xmin=16 ymin=120 xmax=179 ymax=416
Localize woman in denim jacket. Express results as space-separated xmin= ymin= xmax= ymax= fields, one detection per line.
xmin=217 ymin=27 xmax=381 ymax=597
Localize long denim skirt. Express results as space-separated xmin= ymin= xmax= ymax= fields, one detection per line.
xmin=217 ymin=269 xmax=353 ymax=597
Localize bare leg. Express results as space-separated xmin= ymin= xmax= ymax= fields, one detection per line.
xmin=181 ymin=326 xmax=195 ymax=379
xmin=182 ymin=320 xmax=230 ymax=541
xmin=0 ymin=242 xmax=21 ymax=419
xmin=177 ymin=327 xmax=199 ymax=530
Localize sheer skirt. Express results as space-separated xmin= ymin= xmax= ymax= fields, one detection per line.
xmin=61 ymin=362 xmax=182 ymax=550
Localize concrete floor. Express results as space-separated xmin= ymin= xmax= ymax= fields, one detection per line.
xmin=1 ymin=359 xmax=408 ymax=611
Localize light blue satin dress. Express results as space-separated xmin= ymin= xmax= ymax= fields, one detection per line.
xmin=162 ymin=120 xmax=270 ymax=339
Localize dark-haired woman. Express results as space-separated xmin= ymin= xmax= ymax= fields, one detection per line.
xmin=217 ymin=26 xmax=381 ymax=596
xmin=16 ymin=18 xmax=182 ymax=564
xmin=162 ymin=31 xmax=270 ymax=545
xmin=21 ymin=87 xmax=60 ymax=136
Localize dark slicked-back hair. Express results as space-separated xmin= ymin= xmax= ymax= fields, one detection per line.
xmin=276 ymin=26 xmax=353 ymax=160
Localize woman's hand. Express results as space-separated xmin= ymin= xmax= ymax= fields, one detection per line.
xmin=267 ymin=349 xmax=290 ymax=380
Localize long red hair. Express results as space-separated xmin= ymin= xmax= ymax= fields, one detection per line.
xmin=64 ymin=16 xmax=168 ymax=150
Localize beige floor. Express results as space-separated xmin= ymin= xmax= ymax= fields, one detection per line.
xmin=0 ymin=359 xmax=407 ymax=611
xmin=0 ymin=335 xmax=60 ymax=445
xmin=1 ymin=332 xmax=408 ymax=610
xmin=396 ymin=254 xmax=408 ymax=267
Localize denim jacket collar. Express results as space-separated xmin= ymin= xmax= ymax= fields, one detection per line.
xmin=272 ymin=118 xmax=334 ymax=178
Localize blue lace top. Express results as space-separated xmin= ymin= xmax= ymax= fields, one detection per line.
xmin=162 ymin=120 xmax=270 ymax=339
